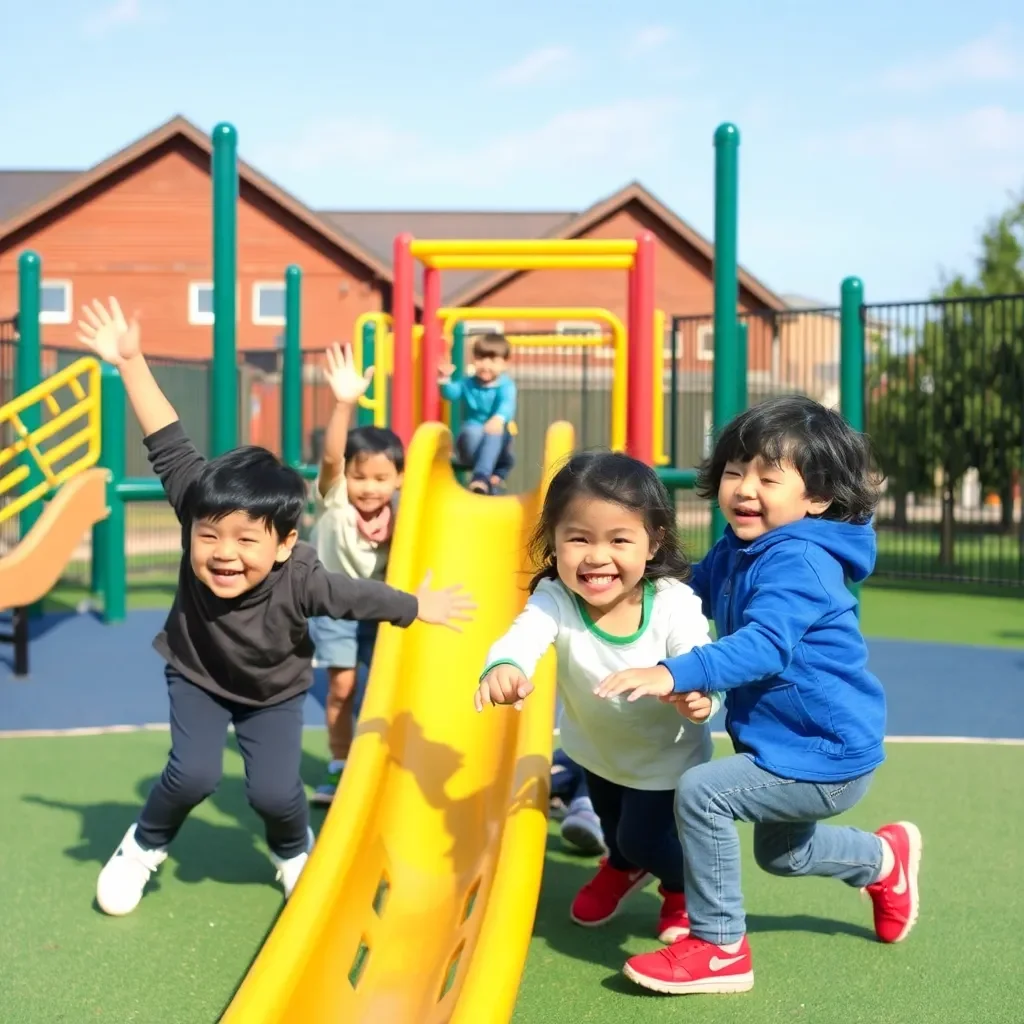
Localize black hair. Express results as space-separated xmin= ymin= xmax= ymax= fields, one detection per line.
xmin=528 ymin=449 xmax=691 ymax=592
xmin=696 ymin=394 xmax=879 ymax=524
xmin=345 ymin=426 xmax=405 ymax=473
xmin=190 ymin=446 xmax=307 ymax=538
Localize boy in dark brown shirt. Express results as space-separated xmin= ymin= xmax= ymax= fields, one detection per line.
xmin=77 ymin=298 xmax=474 ymax=916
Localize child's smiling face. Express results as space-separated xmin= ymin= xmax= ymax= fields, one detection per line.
xmin=553 ymin=497 xmax=658 ymax=611
xmin=719 ymin=456 xmax=831 ymax=541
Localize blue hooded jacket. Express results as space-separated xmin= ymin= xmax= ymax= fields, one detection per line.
xmin=661 ymin=518 xmax=886 ymax=783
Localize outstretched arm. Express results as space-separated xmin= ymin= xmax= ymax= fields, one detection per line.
xmin=76 ymin=298 xmax=178 ymax=437
xmin=318 ymin=343 xmax=373 ymax=498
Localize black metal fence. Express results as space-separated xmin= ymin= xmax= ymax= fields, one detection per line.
xmin=864 ymin=295 xmax=1024 ymax=586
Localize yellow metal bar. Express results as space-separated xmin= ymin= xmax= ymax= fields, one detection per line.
xmin=504 ymin=334 xmax=609 ymax=348
xmin=652 ymin=308 xmax=670 ymax=466
xmin=424 ymin=254 xmax=633 ymax=271
xmin=439 ymin=306 xmax=628 ymax=452
xmin=410 ymin=238 xmax=638 ymax=258
xmin=352 ymin=312 xmax=394 ymax=414
xmin=0 ymin=356 xmax=101 ymax=526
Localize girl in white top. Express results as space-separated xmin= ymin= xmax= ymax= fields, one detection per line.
xmin=476 ymin=451 xmax=720 ymax=946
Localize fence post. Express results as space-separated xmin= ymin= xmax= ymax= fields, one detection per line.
xmin=16 ymin=251 xmax=43 ymax=544
xmin=448 ymin=321 xmax=466 ymax=441
xmin=211 ymin=122 xmax=238 ymax=456
xmin=711 ymin=122 xmax=741 ymax=543
xmin=281 ymin=264 xmax=302 ymax=467
xmin=357 ymin=320 xmax=376 ymax=428
xmin=840 ymin=276 xmax=865 ymax=612
xmin=100 ymin=363 xmax=127 ymax=623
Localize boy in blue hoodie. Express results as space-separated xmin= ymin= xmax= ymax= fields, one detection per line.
xmin=438 ymin=332 xmax=516 ymax=494
xmin=597 ymin=395 xmax=921 ymax=997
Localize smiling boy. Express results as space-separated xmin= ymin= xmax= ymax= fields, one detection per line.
xmin=76 ymin=299 xmax=474 ymax=916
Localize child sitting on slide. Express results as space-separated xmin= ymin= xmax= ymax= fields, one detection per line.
xmin=476 ymin=450 xmax=721 ymax=944
xmin=77 ymin=299 xmax=474 ymax=915
xmin=307 ymin=343 xmax=406 ymax=805
xmin=438 ymin=332 xmax=516 ymax=495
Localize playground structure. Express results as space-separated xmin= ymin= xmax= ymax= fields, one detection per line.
xmin=0 ymin=120 xmax=868 ymax=1021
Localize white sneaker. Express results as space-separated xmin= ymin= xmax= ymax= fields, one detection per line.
xmin=561 ymin=797 xmax=607 ymax=857
xmin=269 ymin=827 xmax=315 ymax=898
xmin=96 ymin=824 xmax=168 ymax=916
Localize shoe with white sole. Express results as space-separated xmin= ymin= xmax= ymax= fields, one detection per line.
xmin=560 ymin=797 xmax=607 ymax=857
xmin=865 ymin=821 xmax=922 ymax=943
xmin=96 ymin=824 xmax=168 ymax=916
xmin=269 ymin=827 xmax=316 ymax=898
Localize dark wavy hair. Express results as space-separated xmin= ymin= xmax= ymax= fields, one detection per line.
xmin=528 ymin=450 xmax=691 ymax=592
xmin=696 ymin=395 xmax=880 ymax=524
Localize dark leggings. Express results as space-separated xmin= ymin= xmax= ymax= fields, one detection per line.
xmin=135 ymin=668 xmax=309 ymax=859
xmin=584 ymin=769 xmax=685 ymax=893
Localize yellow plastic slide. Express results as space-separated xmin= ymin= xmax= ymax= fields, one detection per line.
xmin=222 ymin=419 xmax=575 ymax=1024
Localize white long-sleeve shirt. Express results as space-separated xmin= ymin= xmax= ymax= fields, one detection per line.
xmin=483 ymin=577 xmax=719 ymax=791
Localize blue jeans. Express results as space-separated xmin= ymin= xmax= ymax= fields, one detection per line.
xmin=676 ymin=754 xmax=884 ymax=945
xmin=455 ymin=422 xmax=514 ymax=484
xmin=551 ymin=748 xmax=589 ymax=803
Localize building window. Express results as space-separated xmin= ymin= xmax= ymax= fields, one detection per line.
xmin=189 ymin=282 xmax=214 ymax=325
xmin=462 ymin=320 xmax=504 ymax=336
xmin=252 ymin=282 xmax=286 ymax=326
xmin=696 ymin=324 xmax=714 ymax=361
xmin=555 ymin=320 xmax=602 ymax=338
xmin=39 ymin=280 xmax=72 ymax=325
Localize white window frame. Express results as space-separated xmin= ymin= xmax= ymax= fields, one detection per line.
xmin=696 ymin=323 xmax=714 ymax=362
xmin=555 ymin=320 xmax=603 ymax=338
xmin=252 ymin=281 xmax=287 ymax=327
xmin=461 ymin=319 xmax=505 ymax=336
xmin=39 ymin=279 xmax=72 ymax=325
xmin=188 ymin=281 xmax=215 ymax=326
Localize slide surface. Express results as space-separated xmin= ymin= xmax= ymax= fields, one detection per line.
xmin=222 ymin=420 xmax=574 ymax=1024
xmin=0 ymin=468 xmax=109 ymax=609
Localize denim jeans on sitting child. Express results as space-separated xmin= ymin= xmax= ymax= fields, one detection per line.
xmin=455 ymin=422 xmax=514 ymax=488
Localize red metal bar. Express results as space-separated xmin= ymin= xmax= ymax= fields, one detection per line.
xmin=391 ymin=232 xmax=415 ymax=445
xmin=626 ymin=230 xmax=655 ymax=463
xmin=420 ymin=266 xmax=442 ymax=423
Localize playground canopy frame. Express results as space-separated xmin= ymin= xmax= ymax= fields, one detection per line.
xmin=390 ymin=233 xmax=657 ymax=463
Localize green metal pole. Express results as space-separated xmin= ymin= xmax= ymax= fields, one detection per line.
xmin=16 ymin=251 xmax=43 ymax=543
xmin=711 ymin=122 xmax=740 ymax=544
xmin=449 ymin=322 xmax=466 ymax=440
xmin=100 ymin=363 xmax=127 ymax=623
xmin=737 ymin=322 xmax=748 ymax=412
xmin=211 ymin=122 xmax=238 ymax=456
xmin=357 ymin=320 xmax=376 ymax=428
xmin=840 ymin=276 xmax=866 ymax=613
xmin=281 ymin=265 xmax=302 ymax=466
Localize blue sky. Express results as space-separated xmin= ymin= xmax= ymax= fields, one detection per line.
xmin=1 ymin=0 xmax=1022 ymax=303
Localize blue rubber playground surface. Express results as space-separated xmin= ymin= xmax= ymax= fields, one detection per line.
xmin=2 ymin=608 xmax=1023 ymax=739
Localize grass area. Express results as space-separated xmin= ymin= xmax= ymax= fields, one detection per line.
xmin=1 ymin=734 xmax=1021 ymax=1023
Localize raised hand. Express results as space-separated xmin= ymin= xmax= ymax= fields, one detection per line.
xmin=415 ymin=570 xmax=477 ymax=631
xmin=324 ymin=342 xmax=373 ymax=404
xmin=437 ymin=361 xmax=456 ymax=382
xmin=474 ymin=663 xmax=534 ymax=712
xmin=76 ymin=298 xmax=140 ymax=365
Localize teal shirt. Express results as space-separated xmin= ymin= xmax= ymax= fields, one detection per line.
xmin=440 ymin=374 xmax=517 ymax=426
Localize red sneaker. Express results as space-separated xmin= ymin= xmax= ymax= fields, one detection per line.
xmin=657 ymin=886 xmax=690 ymax=943
xmin=865 ymin=821 xmax=922 ymax=943
xmin=570 ymin=858 xmax=650 ymax=927
xmin=624 ymin=935 xmax=754 ymax=995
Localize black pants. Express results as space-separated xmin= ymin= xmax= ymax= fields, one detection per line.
xmin=135 ymin=668 xmax=309 ymax=859
xmin=584 ymin=769 xmax=684 ymax=893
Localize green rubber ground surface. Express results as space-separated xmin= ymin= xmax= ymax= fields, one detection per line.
xmin=1 ymin=734 xmax=1021 ymax=1023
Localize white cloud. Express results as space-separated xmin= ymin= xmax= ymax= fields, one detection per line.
xmin=812 ymin=106 xmax=1024 ymax=188
xmin=269 ymin=98 xmax=679 ymax=189
xmin=83 ymin=0 xmax=145 ymax=37
xmin=871 ymin=29 xmax=1019 ymax=93
xmin=627 ymin=25 xmax=674 ymax=58
xmin=492 ymin=46 xmax=575 ymax=87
